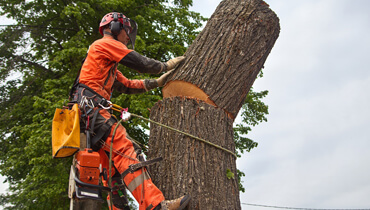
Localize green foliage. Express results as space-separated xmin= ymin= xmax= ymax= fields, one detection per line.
xmin=0 ymin=0 xmax=204 ymax=208
xmin=237 ymin=169 xmax=246 ymax=193
xmin=226 ymin=169 xmax=235 ymax=180
xmin=0 ymin=0 xmax=268 ymax=208
xmin=234 ymin=86 xmax=269 ymax=157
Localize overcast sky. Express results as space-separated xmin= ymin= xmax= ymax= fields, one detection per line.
xmin=192 ymin=0 xmax=370 ymax=209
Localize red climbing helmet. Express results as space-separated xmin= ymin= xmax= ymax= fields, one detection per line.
xmin=99 ymin=12 xmax=138 ymax=49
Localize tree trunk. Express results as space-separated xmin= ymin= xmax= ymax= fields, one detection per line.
xmin=163 ymin=0 xmax=280 ymax=119
xmin=149 ymin=97 xmax=239 ymax=208
xmin=148 ymin=0 xmax=279 ymax=209
xmin=71 ymin=198 xmax=102 ymax=210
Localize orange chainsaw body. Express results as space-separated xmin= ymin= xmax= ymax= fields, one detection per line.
xmin=75 ymin=148 xmax=100 ymax=185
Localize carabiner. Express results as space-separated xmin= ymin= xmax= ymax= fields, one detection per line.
xmin=99 ymin=101 xmax=113 ymax=110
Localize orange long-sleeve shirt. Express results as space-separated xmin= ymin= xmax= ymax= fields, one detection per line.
xmin=79 ymin=36 xmax=166 ymax=100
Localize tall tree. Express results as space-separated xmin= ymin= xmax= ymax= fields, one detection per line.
xmin=0 ymin=1 xmax=204 ymax=209
xmin=147 ymin=0 xmax=279 ymax=209
xmin=0 ymin=0 xmax=270 ymax=209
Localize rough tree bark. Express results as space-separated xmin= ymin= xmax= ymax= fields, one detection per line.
xmin=148 ymin=0 xmax=280 ymax=209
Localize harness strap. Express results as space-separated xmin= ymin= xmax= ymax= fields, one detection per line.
xmin=84 ymin=106 xmax=103 ymax=150
xmin=90 ymin=107 xmax=101 ymax=132
xmin=104 ymin=62 xmax=118 ymax=87
xmin=90 ymin=115 xmax=117 ymax=151
xmin=120 ymin=157 xmax=163 ymax=179
xmin=78 ymin=84 xmax=111 ymax=107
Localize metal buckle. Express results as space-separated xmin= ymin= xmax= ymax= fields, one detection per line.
xmin=128 ymin=164 xmax=136 ymax=173
xmin=99 ymin=100 xmax=113 ymax=109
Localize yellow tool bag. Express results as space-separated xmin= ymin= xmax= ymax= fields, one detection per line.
xmin=52 ymin=103 xmax=80 ymax=158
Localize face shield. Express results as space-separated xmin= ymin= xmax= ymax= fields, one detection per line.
xmin=122 ymin=18 xmax=138 ymax=50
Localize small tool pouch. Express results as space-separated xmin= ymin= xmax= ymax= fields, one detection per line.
xmin=52 ymin=104 xmax=80 ymax=158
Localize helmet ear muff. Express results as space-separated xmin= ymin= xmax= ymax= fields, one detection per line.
xmin=110 ymin=12 xmax=122 ymax=36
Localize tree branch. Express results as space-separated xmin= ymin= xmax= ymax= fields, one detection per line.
xmin=12 ymin=55 xmax=54 ymax=76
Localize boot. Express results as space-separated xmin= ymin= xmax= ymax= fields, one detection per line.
xmin=154 ymin=195 xmax=191 ymax=210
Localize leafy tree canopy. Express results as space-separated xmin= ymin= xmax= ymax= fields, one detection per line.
xmin=0 ymin=0 xmax=267 ymax=208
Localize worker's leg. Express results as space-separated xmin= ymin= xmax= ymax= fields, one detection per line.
xmin=98 ymin=150 xmax=130 ymax=210
xmin=96 ymin=109 xmax=190 ymax=210
xmin=98 ymin=110 xmax=164 ymax=210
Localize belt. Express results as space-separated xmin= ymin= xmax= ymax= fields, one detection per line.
xmin=72 ymin=84 xmax=112 ymax=109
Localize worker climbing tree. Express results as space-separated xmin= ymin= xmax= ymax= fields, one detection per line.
xmin=0 ymin=0 xmax=277 ymax=209
xmin=0 ymin=1 xmax=204 ymax=209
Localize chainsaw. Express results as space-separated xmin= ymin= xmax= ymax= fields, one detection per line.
xmin=68 ymin=122 xmax=130 ymax=209
xmin=68 ymin=147 xmax=108 ymax=201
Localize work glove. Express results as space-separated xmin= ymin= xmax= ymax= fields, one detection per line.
xmin=166 ymin=56 xmax=185 ymax=70
xmin=156 ymin=70 xmax=174 ymax=87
